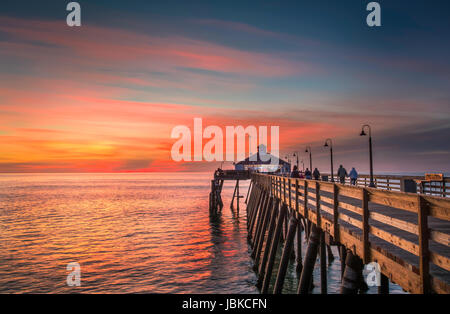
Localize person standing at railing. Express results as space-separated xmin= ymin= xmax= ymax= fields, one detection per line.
xmin=313 ymin=168 xmax=320 ymax=180
xmin=291 ymin=165 xmax=300 ymax=178
xmin=305 ymin=168 xmax=312 ymax=180
xmin=337 ymin=165 xmax=348 ymax=184
xmin=349 ymin=167 xmax=358 ymax=185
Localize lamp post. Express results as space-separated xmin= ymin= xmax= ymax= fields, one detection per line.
xmin=300 ymin=160 xmax=305 ymax=171
xmin=305 ymin=146 xmax=312 ymax=171
xmin=324 ymin=139 xmax=334 ymax=182
xmin=360 ymin=124 xmax=375 ymax=188
xmin=292 ymin=151 xmax=299 ymax=169
xmin=285 ymin=155 xmax=292 ymax=174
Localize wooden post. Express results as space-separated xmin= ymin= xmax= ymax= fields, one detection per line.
xmin=295 ymin=179 xmax=303 ymax=273
xmin=210 ymin=180 xmax=216 ymax=215
xmin=296 ymin=215 xmax=303 ymax=273
xmin=247 ymin=185 xmax=258 ymax=228
xmin=297 ymin=224 xmax=320 ymax=294
xmin=417 ymin=195 xmax=430 ymax=294
xmin=257 ymin=200 xmax=279 ymax=289
xmin=320 ymin=230 xmax=327 ymax=294
xmin=251 ymin=192 xmax=268 ymax=247
xmin=327 ymin=245 xmax=334 ymax=264
xmin=339 ymin=245 xmax=347 ymax=280
xmin=252 ymin=195 xmax=271 ymax=259
xmin=261 ymin=204 xmax=288 ymax=294
xmin=245 ymin=180 xmax=253 ymax=204
xmin=289 ymin=178 xmax=292 ymax=209
xmin=333 ymin=183 xmax=339 ymax=242
xmin=273 ymin=215 xmax=298 ymax=294
xmin=442 ymin=179 xmax=446 ymax=198
xmin=246 ymin=181 xmax=256 ymax=224
xmin=254 ymin=197 xmax=274 ymax=270
xmin=304 ymin=180 xmax=308 ymax=219
xmin=230 ymin=181 xmax=237 ymax=209
xmin=236 ymin=179 xmax=240 ymax=213
xmin=340 ymin=249 xmax=362 ymax=294
xmin=378 ymin=273 xmax=389 ymax=294
xmin=248 ymin=188 xmax=263 ymax=241
xmin=315 ymin=181 xmax=321 ymax=227
xmin=362 ymin=188 xmax=370 ymax=264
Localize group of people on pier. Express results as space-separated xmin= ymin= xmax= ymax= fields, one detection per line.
xmin=290 ymin=165 xmax=359 ymax=185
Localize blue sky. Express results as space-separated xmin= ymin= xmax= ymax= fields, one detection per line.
xmin=0 ymin=0 xmax=449 ymax=173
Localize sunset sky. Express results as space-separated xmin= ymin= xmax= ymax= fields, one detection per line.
xmin=0 ymin=0 xmax=449 ymax=173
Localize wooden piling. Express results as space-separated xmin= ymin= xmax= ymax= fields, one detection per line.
xmin=251 ymin=192 xmax=269 ymax=247
xmin=254 ymin=197 xmax=274 ymax=268
xmin=296 ymin=217 xmax=303 ymax=273
xmin=245 ymin=180 xmax=253 ymax=204
xmin=378 ymin=273 xmax=389 ymax=294
xmin=297 ymin=224 xmax=320 ymax=294
xmin=261 ymin=204 xmax=288 ymax=294
xmin=340 ymin=249 xmax=363 ymax=294
xmin=248 ymin=184 xmax=259 ymax=224
xmin=320 ymin=231 xmax=327 ymax=294
xmin=339 ymin=244 xmax=347 ymax=280
xmin=248 ymin=189 xmax=264 ymax=241
xmin=273 ymin=215 xmax=298 ymax=294
xmin=256 ymin=199 xmax=278 ymax=288
xmin=326 ymin=245 xmax=334 ymax=264
xmin=252 ymin=195 xmax=271 ymax=258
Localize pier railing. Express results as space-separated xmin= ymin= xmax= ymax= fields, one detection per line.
xmin=249 ymin=173 xmax=450 ymax=294
xmin=312 ymin=173 xmax=449 ymax=197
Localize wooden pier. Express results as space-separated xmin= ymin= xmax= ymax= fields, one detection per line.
xmin=209 ymin=169 xmax=251 ymax=215
xmin=243 ymin=173 xmax=450 ymax=294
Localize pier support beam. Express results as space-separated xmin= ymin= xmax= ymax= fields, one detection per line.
xmin=297 ymin=224 xmax=320 ymax=294
xmin=261 ymin=204 xmax=287 ymax=294
xmin=339 ymin=245 xmax=347 ymax=280
xmin=296 ymin=219 xmax=303 ymax=273
xmin=273 ymin=215 xmax=298 ymax=294
xmin=340 ymin=249 xmax=363 ymax=294
xmin=253 ymin=197 xmax=273 ymax=268
xmin=248 ymin=189 xmax=263 ymax=242
xmin=320 ymin=231 xmax=327 ymax=294
xmin=251 ymin=192 xmax=268 ymax=247
xmin=256 ymin=200 xmax=279 ymax=289
xmin=378 ymin=273 xmax=389 ymax=294
xmin=252 ymin=196 xmax=271 ymax=258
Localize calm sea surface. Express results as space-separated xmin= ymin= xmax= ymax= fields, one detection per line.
xmin=0 ymin=172 xmax=404 ymax=293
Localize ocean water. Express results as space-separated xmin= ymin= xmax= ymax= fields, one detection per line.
xmin=0 ymin=172 xmax=404 ymax=294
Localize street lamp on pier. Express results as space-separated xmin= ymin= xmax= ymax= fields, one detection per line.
xmin=292 ymin=151 xmax=300 ymax=169
xmin=305 ymin=146 xmax=312 ymax=171
xmin=360 ymin=124 xmax=375 ymax=188
xmin=324 ymin=139 xmax=334 ymax=182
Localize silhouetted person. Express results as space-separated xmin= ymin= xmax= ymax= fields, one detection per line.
xmin=291 ymin=165 xmax=300 ymax=178
xmin=313 ymin=168 xmax=320 ymax=180
xmin=337 ymin=165 xmax=348 ymax=184
xmin=349 ymin=167 xmax=358 ymax=185
xmin=305 ymin=168 xmax=312 ymax=180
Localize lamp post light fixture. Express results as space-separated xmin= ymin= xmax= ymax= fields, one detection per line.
xmin=360 ymin=124 xmax=375 ymax=188
xmin=305 ymin=146 xmax=313 ymax=171
xmin=285 ymin=155 xmax=291 ymax=174
xmin=324 ymin=139 xmax=334 ymax=182
xmin=292 ymin=151 xmax=300 ymax=169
